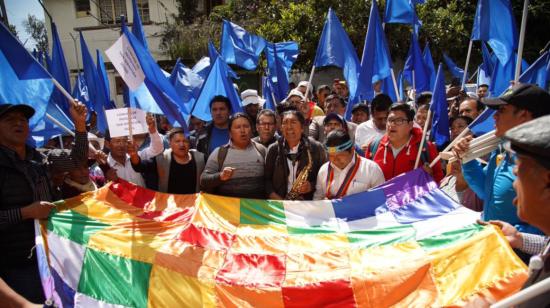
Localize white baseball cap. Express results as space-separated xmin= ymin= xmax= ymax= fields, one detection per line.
xmin=240 ymin=89 xmax=265 ymax=107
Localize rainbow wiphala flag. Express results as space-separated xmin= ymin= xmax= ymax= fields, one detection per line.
xmin=36 ymin=169 xmax=527 ymax=307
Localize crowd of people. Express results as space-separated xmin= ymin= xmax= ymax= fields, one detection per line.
xmin=1 ymin=77 xmax=550 ymax=305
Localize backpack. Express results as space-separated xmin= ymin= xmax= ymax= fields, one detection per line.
xmin=367 ymin=136 xmax=430 ymax=165
xmin=216 ymin=141 xmax=266 ymax=171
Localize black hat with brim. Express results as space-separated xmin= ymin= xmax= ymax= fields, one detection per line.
xmin=483 ymin=84 xmax=550 ymax=117
xmin=0 ymin=104 xmax=35 ymax=119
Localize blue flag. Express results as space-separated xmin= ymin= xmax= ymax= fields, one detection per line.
xmin=118 ymin=22 xmax=189 ymax=129
xmin=32 ymin=102 xmax=75 ymax=147
xmin=384 ymin=0 xmax=423 ymax=26
xmin=192 ymin=57 xmax=211 ymax=80
xmin=404 ymin=31 xmax=430 ymax=93
xmin=191 ymin=57 xmax=242 ymax=122
xmin=358 ymin=0 xmax=393 ymax=102
xmin=49 ymin=22 xmax=71 ymax=114
xmin=262 ymin=76 xmax=276 ymax=111
xmin=169 ymin=58 xmax=204 ymax=107
xmin=442 ymin=53 xmax=465 ymax=80
xmin=314 ymin=8 xmax=363 ymax=119
xmin=80 ymin=32 xmax=108 ymax=132
xmin=265 ymin=41 xmax=299 ymax=102
xmin=96 ymin=50 xmax=115 ymax=110
xmin=381 ymin=75 xmax=398 ymax=102
xmin=480 ymin=42 xmax=495 ymax=79
xmin=208 ymin=41 xmax=239 ymax=79
xmin=519 ymin=51 xmax=550 ymax=89
xmin=0 ymin=22 xmax=53 ymax=127
xmin=131 ymin=0 xmax=148 ymax=50
xmin=469 ymin=108 xmax=495 ymax=136
xmin=471 ymin=0 xmax=518 ymax=65
xmin=72 ymin=73 xmax=90 ymax=109
xmin=429 ymin=64 xmax=450 ymax=148
xmin=220 ymin=20 xmax=267 ymax=70
xmin=423 ymin=43 xmax=436 ymax=90
xmin=490 ymin=53 xmax=529 ymax=97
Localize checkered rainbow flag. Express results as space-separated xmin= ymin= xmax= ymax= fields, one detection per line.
xmin=36 ymin=168 xmax=527 ymax=307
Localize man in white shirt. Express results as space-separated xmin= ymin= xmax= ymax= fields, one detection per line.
xmin=106 ymin=113 xmax=164 ymax=187
xmin=355 ymin=94 xmax=392 ymax=151
xmin=314 ymin=130 xmax=384 ymax=200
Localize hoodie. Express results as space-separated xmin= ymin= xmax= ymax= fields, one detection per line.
xmin=365 ymin=127 xmax=444 ymax=183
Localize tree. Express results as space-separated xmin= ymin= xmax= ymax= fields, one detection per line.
xmin=159 ymin=0 xmax=550 ymax=73
xmin=22 ymin=14 xmax=48 ymax=54
xmin=176 ymin=0 xmax=199 ymax=25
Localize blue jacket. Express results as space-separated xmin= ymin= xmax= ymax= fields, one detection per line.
xmin=462 ymin=148 xmax=542 ymax=234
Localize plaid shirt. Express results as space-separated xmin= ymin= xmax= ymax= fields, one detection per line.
xmin=522 ymin=233 xmax=550 ymax=255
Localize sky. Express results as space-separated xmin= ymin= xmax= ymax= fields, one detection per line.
xmin=5 ymin=0 xmax=45 ymax=49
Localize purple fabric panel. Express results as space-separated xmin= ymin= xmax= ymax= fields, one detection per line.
xmin=390 ymin=187 xmax=461 ymax=223
xmin=380 ymin=168 xmax=437 ymax=210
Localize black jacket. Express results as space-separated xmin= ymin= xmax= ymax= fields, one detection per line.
xmin=265 ymin=137 xmax=327 ymax=200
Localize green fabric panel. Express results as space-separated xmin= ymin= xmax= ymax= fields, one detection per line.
xmin=77 ymin=248 xmax=152 ymax=307
xmin=417 ymin=223 xmax=485 ymax=251
xmin=46 ymin=209 xmax=109 ymax=245
xmin=239 ymin=199 xmax=286 ymax=225
xmin=346 ymin=225 xmax=416 ymax=248
xmin=287 ymin=225 xmax=338 ymax=235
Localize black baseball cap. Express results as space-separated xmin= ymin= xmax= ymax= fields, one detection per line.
xmin=483 ymin=83 xmax=550 ymax=117
xmin=0 ymin=104 xmax=35 ymax=119
xmin=323 ymin=112 xmax=348 ymax=131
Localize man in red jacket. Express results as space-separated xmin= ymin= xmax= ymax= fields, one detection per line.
xmin=365 ymin=103 xmax=444 ymax=183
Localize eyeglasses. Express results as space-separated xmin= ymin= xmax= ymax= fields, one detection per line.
xmin=387 ymin=118 xmax=409 ymax=126
xmin=258 ymin=122 xmax=275 ymax=127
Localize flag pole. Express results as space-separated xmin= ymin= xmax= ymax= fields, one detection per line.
xmin=304 ymin=65 xmax=316 ymax=101
xmin=461 ymin=40 xmax=473 ymax=89
xmin=412 ymin=69 xmax=416 ymax=99
xmin=45 ymin=113 xmax=75 ymax=137
xmin=390 ymin=69 xmax=400 ymax=101
xmin=128 ymin=108 xmax=133 ymax=141
xmin=514 ymin=0 xmax=530 ymax=82
xmin=415 ymin=108 xmax=432 ymax=168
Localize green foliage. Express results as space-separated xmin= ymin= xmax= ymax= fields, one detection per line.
xmin=23 ymin=15 xmax=48 ymax=54
xmin=160 ymin=0 xmax=550 ymax=72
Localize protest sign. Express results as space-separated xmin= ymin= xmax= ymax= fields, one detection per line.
xmin=105 ymin=34 xmax=145 ymax=91
xmin=105 ymin=107 xmax=147 ymax=138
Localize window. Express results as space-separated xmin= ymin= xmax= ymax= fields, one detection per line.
xmin=75 ymin=0 xmax=91 ymax=18
xmin=98 ymin=0 xmax=127 ymax=24
xmin=137 ymin=0 xmax=150 ymax=23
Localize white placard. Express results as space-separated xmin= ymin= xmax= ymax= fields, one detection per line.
xmin=105 ymin=34 xmax=145 ymax=90
xmin=105 ymin=108 xmax=148 ymax=138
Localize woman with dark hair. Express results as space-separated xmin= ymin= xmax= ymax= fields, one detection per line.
xmin=200 ymin=113 xmax=266 ymax=199
xmin=265 ymin=110 xmax=327 ymax=200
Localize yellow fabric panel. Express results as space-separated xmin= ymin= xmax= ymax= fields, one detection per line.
xmin=215 ymin=284 xmax=284 ymax=308
xmin=349 ymin=241 xmax=437 ymax=308
xmin=86 ymin=220 xmax=184 ymax=264
xmin=429 ymin=225 xmax=528 ymax=306
xmin=70 ymin=189 xmax=145 ymax=224
xmin=192 ymin=194 xmax=240 ymax=233
xmin=231 ymin=224 xmax=289 ymax=255
xmin=148 ymin=265 xmax=216 ymax=308
xmin=283 ymin=249 xmax=351 ymax=287
xmin=154 ymin=242 xmax=226 ymax=283
xmin=287 ymin=233 xmax=350 ymax=253
xmin=140 ymin=192 xmax=197 ymax=216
